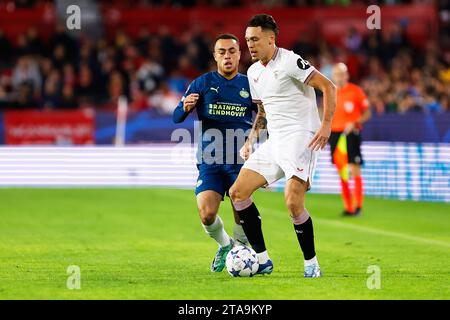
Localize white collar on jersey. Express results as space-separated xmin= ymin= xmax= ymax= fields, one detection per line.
xmin=260 ymin=46 xmax=279 ymax=66
xmin=271 ymin=46 xmax=280 ymax=61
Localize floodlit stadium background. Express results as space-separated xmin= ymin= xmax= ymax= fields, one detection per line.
xmin=0 ymin=0 xmax=448 ymax=203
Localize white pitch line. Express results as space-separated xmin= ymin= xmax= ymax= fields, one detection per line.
xmin=261 ymin=207 xmax=450 ymax=249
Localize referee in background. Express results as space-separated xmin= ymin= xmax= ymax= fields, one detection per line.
xmin=329 ymin=63 xmax=372 ymax=216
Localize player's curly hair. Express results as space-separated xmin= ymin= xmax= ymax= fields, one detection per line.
xmin=247 ymin=14 xmax=279 ymax=37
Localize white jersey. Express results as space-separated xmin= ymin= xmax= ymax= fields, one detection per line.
xmin=247 ymin=47 xmax=321 ymax=137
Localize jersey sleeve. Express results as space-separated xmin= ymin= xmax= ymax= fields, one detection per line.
xmin=172 ymin=78 xmax=201 ymax=123
xmin=284 ymin=51 xmax=317 ymax=85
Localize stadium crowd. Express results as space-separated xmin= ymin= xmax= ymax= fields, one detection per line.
xmin=99 ymin=0 xmax=437 ymax=8
xmin=4 ymin=0 xmax=439 ymax=8
xmin=0 ymin=1 xmax=449 ymax=115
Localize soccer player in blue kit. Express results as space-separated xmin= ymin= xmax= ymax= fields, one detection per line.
xmin=173 ymin=34 xmax=260 ymax=272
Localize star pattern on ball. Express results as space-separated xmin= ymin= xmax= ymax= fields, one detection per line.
xmin=226 ymin=245 xmax=259 ymax=277
xmin=231 ymin=269 xmax=241 ymax=277
xmin=244 ymin=258 xmax=255 ymax=270
xmin=242 ymin=246 xmax=252 ymax=254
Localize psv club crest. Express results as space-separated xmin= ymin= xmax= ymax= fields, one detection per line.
xmin=240 ymin=89 xmax=250 ymax=98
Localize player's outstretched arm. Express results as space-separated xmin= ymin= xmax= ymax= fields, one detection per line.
xmin=172 ymin=93 xmax=199 ymax=123
xmin=240 ymin=103 xmax=267 ymax=160
xmin=307 ymin=71 xmax=337 ymax=151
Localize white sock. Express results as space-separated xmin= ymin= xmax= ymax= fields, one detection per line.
xmin=202 ymin=216 xmax=231 ymax=247
xmin=233 ymin=224 xmax=248 ymax=245
xmin=304 ymin=256 xmax=318 ymax=267
xmin=256 ymin=250 xmax=270 ymax=264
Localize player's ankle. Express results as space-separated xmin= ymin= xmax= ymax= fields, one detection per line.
xmin=257 ymin=250 xmax=270 ymax=264
xmin=304 ymin=255 xmax=318 ymax=267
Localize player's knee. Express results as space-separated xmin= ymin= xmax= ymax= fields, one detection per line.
xmin=200 ymin=213 xmax=216 ymax=226
xmin=229 ymin=185 xmax=247 ymax=203
xmin=198 ymin=207 xmax=217 ymax=226
xmin=286 ymin=203 xmax=304 ymax=216
xmin=285 ymin=197 xmax=305 ymax=216
xmin=230 ymin=187 xmax=254 ymax=212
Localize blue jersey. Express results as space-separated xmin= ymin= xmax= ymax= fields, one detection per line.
xmin=173 ymin=71 xmax=257 ymax=164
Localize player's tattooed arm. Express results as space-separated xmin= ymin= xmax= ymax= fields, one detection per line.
xmin=249 ymin=103 xmax=267 ymax=143
xmin=255 ymin=103 xmax=267 ymax=128
xmin=240 ymin=103 xmax=266 ymax=160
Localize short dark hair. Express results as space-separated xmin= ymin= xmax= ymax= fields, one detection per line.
xmin=247 ymin=14 xmax=279 ymax=37
xmin=214 ymin=33 xmax=239 ymax=44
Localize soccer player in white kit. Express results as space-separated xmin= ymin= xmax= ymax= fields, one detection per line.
xmin=229 ymin=14 xmax=336 ymax=277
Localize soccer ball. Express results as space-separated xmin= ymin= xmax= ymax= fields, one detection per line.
xmin=225 ymin=245 xmax=259 ymax=277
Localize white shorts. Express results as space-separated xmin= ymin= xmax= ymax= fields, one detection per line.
xmin=243 ymin=131 xmax=318 ymax=187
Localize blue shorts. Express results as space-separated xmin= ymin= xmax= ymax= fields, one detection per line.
xmin=195 ymin=163 xmax=243 ymax=199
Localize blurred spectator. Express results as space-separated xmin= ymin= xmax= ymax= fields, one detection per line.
xmin=39 ymin=57 xmax=54 ymax=86
xmin=136 ymin=58 xmax=164 ymax=94
xmin=157 ymin=25 xmax=179 ymax=68
xmin=439 ymin=94 xmax=449 ymax=112
xmin=149 ymin=81 xmax=182 ymax=114
xmin=79 ymin=40 xmax=100 ymax=75
xmin=136 ymin=28 xmax=150 ymax=56
xmin=52 ymin=44 xmax=69 ymax=70
xmin=318 ymin=51 xmax=334 ymax=81
xmin=344 ymin=27 xmax=362 ymax=53
xmin=76 ymin=63 xmax=97 ymax=104
xmin=178 ymin=55 xmax=200 ymax=80
xmin=11 ymin=56 xmax=42 ymax=95
xmin=0 ymin=71 xmax=12 ymax=110
xmin=62 ymin=63 xmax=76 ymax=88
xmin=362 ymin=31 xmax=384 ymax=59
xmin=398 ymin=92 xmax=422 ymax=114
xmin=48 ymin=23 xmax=78 ymax=62
xmin=12 ymin=83 xmax=36 ymax=109
xmin=292 ymin=32 xmax=319 ymax=60
xmin=26 ymin=27 xmax=43 ymax=57
xmin=167 ymin=69 xmax=190 ymax=95
xmin=106 ymin=70 xmax=126 ymax=109
xmin=387 ymin=21 xmax=411 ymax=52
xmin=59 ymin=84 xmax=78 ymax=109
xmin=422 ymin=86 xmax=442 ymax=113
xmin=0 ymin=29 xmax=12 ymax=68
xmin=41 ymin=68 xmax=61 ymax=109
xmin=15 ymin=34 xmax=33 ymax=57
xmin=129 ymin=73 xmax=150 ymax=112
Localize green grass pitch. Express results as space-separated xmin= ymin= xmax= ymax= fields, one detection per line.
xmin=0 ymin=188 xmax=448 ymax=300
